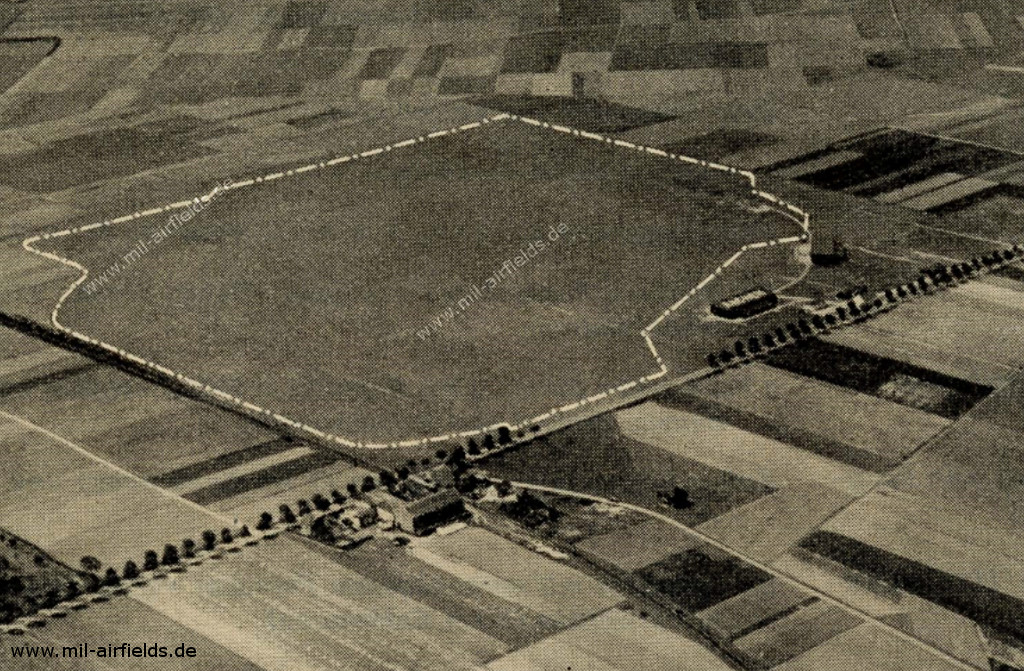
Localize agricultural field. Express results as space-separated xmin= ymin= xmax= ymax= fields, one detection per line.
xmin=635 ymin=543 xmax=773 ymax=612
xmin=774 ymin=623 xmax=964 ymax=671
xmin=42 ymin=117 xmax=801 ymax=445
xmin=667 ymin=362 xmax=952 ymax=468
xmin=614 ymin=402 xmax=880 ymax=496
xmin=132 ymin=535 xmax=511 ymax=671
xmin=486 ymin=608 xmax=735 ymax=671
xmin=575 ymin=518 xmax=702 ymax=571
xmin=9 ymin=597 xmax=263 ymax=671
xmin=412 ymin=526 xmax=622 ymax=624
xmin=483 ymin=413 xmax=774 ymax=526
xmin=0 ymin=407 xmax=224 ymax=570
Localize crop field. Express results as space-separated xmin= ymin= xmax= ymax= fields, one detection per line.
xmin=132 ymin=535 xmax=509 ymax=671
xmin=413 ymin=527 xmax=622 ymax=624
xmin=799 ymin=529 xmax=1024 ymax=642
xmin=484 ymin=413 xmax=773 ymax=526
xmin=615 ymin=402 xmax=880 ymax=496
xmin=0 ymin=39 xmax=54 ymax=96
xmin=318 ymin=537 xmax=564 ymax=649
xmin=0 ymin=411 xmax=223 ymax=569
xmin=575 ymin=518 xmax=702 ymax=571
xmin=672 ymin=363 xmax=951 ymax=466
xmin=731 ymin=600 xmax=863 ymax=667
xmin=694 ymin=481 xmax=854 ymax=562
xmin=774 ymin=622 xmax=963 ymax=671
xmin=0 ymin=362 xmax=279 ymax=481
xmin=695 ymin=578 xmax=815 ymax=640
xmin=11 ymin=598 xmax=263 ymax=671
xmin=487 ymin=608 xmax=734 ymax=671
xmin=847 ymin=285 xmax=1024 ymax=372
xmin=41 ymin=117 xmax=800 ymax=445
xmin=765 ymin=337 xmax=992 ymax=419
xmin=636 ymin=543 xmax=772 ymax=612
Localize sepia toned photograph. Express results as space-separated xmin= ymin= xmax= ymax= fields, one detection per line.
xmin=0 ymin=1 xmax=1023 ymax=670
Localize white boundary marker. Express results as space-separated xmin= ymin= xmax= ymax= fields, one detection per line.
xmin=22 ymin=113 xmax=810 ymax=451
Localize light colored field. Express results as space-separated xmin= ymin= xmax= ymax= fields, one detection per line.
xmin=616 ymin=402 xmax=880 ymax=495
xmin=732 ymin=600 xmax=862 ymax=666
xmin=774 ymin=623 xmax=963 ymax=671
xmin=822 ymin=487 xmax=1024 ymax=601
xmin=487 ymin=608 xmax=733 ymax=671
xmin=10 ymin=598 xmax=262 ymax=671
xmin=696 ymin=481 xmax=853 ymax=562
xmin=824 ymin=326 xmax=1013 ymax=388
xmin=133 ymin=536 xmax=507 ymax=671
xmin=0 ymin=366 xmax=276 ymax=478
xmin=696 ymin=578 xmax=812 ymax=638
xmin=687 ymin=364 xmax=950 ymax=461
xmin=0 ymin=412 xmax=224 ymax=568
xmin=850 ymin=287 xmax=1024 ymax=371
xmin=574 ymin=518 xmax=701 ymax=571
xmin=770 ymin=552 xmax=905 ymax=619
xmin=414 ymin=527 xmax=621 ymax=624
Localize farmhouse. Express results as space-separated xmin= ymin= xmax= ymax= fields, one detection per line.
xmin=367 ymin=488 xmax=466 ymax=536
xmin=711 ymin=286 xmax=778 ymax=320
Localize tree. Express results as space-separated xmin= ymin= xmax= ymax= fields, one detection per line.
xmin=330 ymin=490 xmax=346 ymax=505
xmin=763 ymin=334 xmax=776 ymax=348
xmin=835 ymin=306 xmax=847 ymax=321
xmin=123 ymin=560 xmax=139 ymax=580
xmin=220 ymin=528 xmax=233 ymax=544
xmin=420 ymin=456 xmax=431 ymax=466
xmin=798 ymin=318 xmax=812 ymax=335
xmin=719 ymin=349 xmax=734 ymax=364
xmin=239 ymin=525 xmax=252 ymax=538
xmin=811 ymin=315 xmax=825 ymax=330
xmin=706 ymin=352 xmax=719 ymax=367
xmin=396 ymin=465 xmax=410 ymax=479
xmin=278 ymin=504 xmax=296 ymax=524
xmin=361 ymin=475 xmax=377 ymax=493
xmin=734 ymin=341 xmax=747 ymax=357
xmin=896 ymin=286 xmax=908 ymax=298
xmin=297 ymin=499 xmax=312 ymax=516
xmin=482 ymin=434 xmax=496 ymax=451
xmin=312 ymin=493 xmax=331 ymax=511
xmin=143 ymin=550 xmax=159 ymax=572
xmin=825 ymin=313 xmax=838 ymax=326
xmin=747 ymin=336 xmax=761 ymax=353
xmin=467 ymin=439 xmax=480 ymax=456
xmin=182 ymin=538 xmax=196 ymax=558
xmin=884 ymin=288 xmax=896 ymax=302
xmin=447 ymin=446 xmax=466 ymax=466
xmin=161 ymin=544 xmax=179 ymax=566
xmin=775 ymin=327 xmax=788 ymax=343
xmin=346 ymin=482 xmax=359 ymax=497
xmin=103 ymin=568 xmax=120 ymax=587
xmin=202 ymin=529 xmax=217 ymax=551
xmin=873 ymin=298 xmax=883 ymax=309
xmin=80 ymin=556 xmax=102 ymax=573
xmin=435 ymin=448 xmax=448 ymax=461
xmin=256 ymin=512 xmax=274 ymax=531
xmin=497 ymin=426 xmax=512 ymax=445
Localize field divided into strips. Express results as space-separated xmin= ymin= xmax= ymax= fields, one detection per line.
xmin=0 ymin=405 xmax=225 ymax=569
xmin=131 ymin=535 xmax=509 ymax=671
xmin=24 ymin=112 xmax=809 ymax=450
xmin=11 ymin=598 xmax=263 ymax=671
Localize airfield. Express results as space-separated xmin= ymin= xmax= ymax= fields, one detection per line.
xmin=3 ymin=1 xmax=1024 ymax=671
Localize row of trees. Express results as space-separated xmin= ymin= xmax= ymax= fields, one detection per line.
xmin=706 ymin=246 xmax=1022 ymax=369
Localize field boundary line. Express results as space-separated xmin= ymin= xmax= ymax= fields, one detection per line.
xmin=507 ymin=480 xmax=982 ymax=671
xmin=22 ymin=113 xmax=810 ymax=451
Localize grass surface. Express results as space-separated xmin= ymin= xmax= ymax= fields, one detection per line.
xmin=46 ymin=119 xmax=794 ymax=443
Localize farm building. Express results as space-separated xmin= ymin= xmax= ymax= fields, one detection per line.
xmin=367 ymin=488 xmax=466 ymax=536
xmin=711 ymin=286 xmax=778 ymax=320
